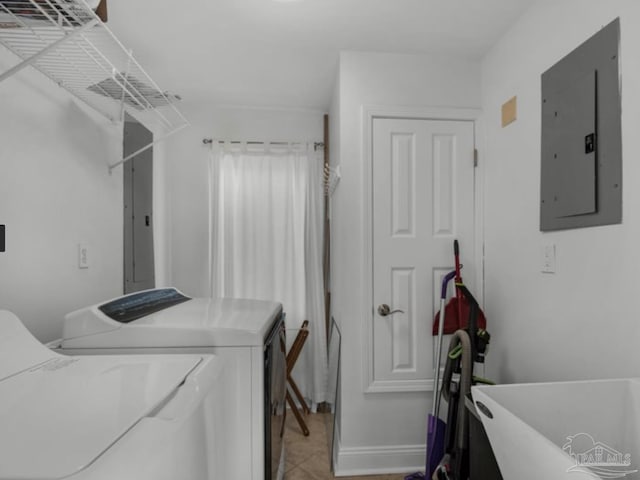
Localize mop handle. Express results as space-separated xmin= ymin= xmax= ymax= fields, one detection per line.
xmin=433 ymin=270 xmax=457 ymax=417
xmin=441 ymin=271 xmax=455 ymax=299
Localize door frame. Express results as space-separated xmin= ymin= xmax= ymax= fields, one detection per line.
xmin=361 ymin=105 xmax=485 ymax=393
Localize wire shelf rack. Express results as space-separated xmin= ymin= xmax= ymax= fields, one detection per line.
xmin=0 ymin=0 xmax=189 ymax=167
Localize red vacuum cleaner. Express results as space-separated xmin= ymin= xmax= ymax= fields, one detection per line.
xmin=433 ymin=241 xmax=492 ymax=480
xmin=432 ymin=241 xmax=487 ymax=336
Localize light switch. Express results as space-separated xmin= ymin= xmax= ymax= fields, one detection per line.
xmin=78 ymin=244 xmax=89 ymax=269
xmin=542 ymin=244 xmax=556 ymax=273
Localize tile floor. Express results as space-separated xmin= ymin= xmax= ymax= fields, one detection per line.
xmin=284 ymin=411 xmax=409 ymax=480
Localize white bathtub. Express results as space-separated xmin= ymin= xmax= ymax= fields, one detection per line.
xmin=472 ymin=378 xmax=640 ymax=480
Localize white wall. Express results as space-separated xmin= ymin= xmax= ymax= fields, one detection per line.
xmin=331 ymin=51 xmax=481 ymax=474
xmin=165 ymin=104 xmax=324 ymax=297
xmin=0 ymin=49 xmax=124 ymax=342
xmin=481 ymin=1 xmax=640 ymax=385
xmin=152 ymin=138 xmax=172 ymax=288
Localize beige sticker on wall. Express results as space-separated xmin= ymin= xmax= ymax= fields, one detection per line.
xmin=502 ymin=96 xmax=517 ymax=127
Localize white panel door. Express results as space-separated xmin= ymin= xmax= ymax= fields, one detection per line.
xmin=371 ymin=117 xmax=476 ymax=391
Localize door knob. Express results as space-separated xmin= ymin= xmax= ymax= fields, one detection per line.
xmin=377 ymin=304 xmax=404 ymax=317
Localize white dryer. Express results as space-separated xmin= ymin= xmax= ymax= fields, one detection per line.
xmin=0 ymin=309 xmax=223 ymax=480
xmin=56 ymin=288 xmax=287 ymax=480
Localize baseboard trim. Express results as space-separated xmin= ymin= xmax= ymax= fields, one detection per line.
xmin=334 ymin=439 xmax=425 ymax=477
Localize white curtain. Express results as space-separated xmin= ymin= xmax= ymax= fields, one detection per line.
xmin=209 ymin=142 xmax=328 ymax=404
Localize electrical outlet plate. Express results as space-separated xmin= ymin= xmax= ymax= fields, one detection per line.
xmin=542 ymin=244 xmax=556 ymax=273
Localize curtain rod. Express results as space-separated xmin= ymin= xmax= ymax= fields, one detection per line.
xmin=203 ymin=138 xmax=325 ymax=150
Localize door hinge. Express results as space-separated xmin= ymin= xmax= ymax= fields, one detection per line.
xmin=473 ymin=148 xmax=479 ymax=167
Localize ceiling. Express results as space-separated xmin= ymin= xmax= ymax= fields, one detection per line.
xmin=107 ymin=0 xmax=538 ymax=112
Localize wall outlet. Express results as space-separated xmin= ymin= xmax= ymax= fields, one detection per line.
xmin=78 ymin=244 xmax=89 ymax=269
xmin=542 ymin=244 xmax=556 ymax=273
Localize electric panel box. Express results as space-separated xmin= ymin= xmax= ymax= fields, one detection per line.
xmin=540 ymin=18 xmax=621 ymax=231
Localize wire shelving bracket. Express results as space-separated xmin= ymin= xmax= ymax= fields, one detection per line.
xmin=0 ymin=0 xmax=189 ymax=169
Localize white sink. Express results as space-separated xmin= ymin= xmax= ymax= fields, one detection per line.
xmin=472 ymin=378 xmax=640 ymax=480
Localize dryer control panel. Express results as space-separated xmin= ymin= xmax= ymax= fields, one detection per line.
xmin=99 ymin=288 xmax=191 ymax=324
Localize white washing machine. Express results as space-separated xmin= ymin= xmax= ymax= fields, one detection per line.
xmin=0 ymin=309 xmax=223 ymax=480
xmin=56 ymin=288 xmax=287 ymax=480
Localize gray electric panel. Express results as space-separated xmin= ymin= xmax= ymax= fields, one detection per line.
xmin=123 ymin=113 xmax=155 ymax=294
xmin=540 ymin=18 xmax=621 ymax=231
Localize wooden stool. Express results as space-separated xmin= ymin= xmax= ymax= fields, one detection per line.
xmin=286 ymin=320 xmax=310 ymax=436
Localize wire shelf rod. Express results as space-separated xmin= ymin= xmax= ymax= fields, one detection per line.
xmin=109 ymin=123 xmax=190 ymax=172
xmin=204 ymin=139 xmax=325 ymax=150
